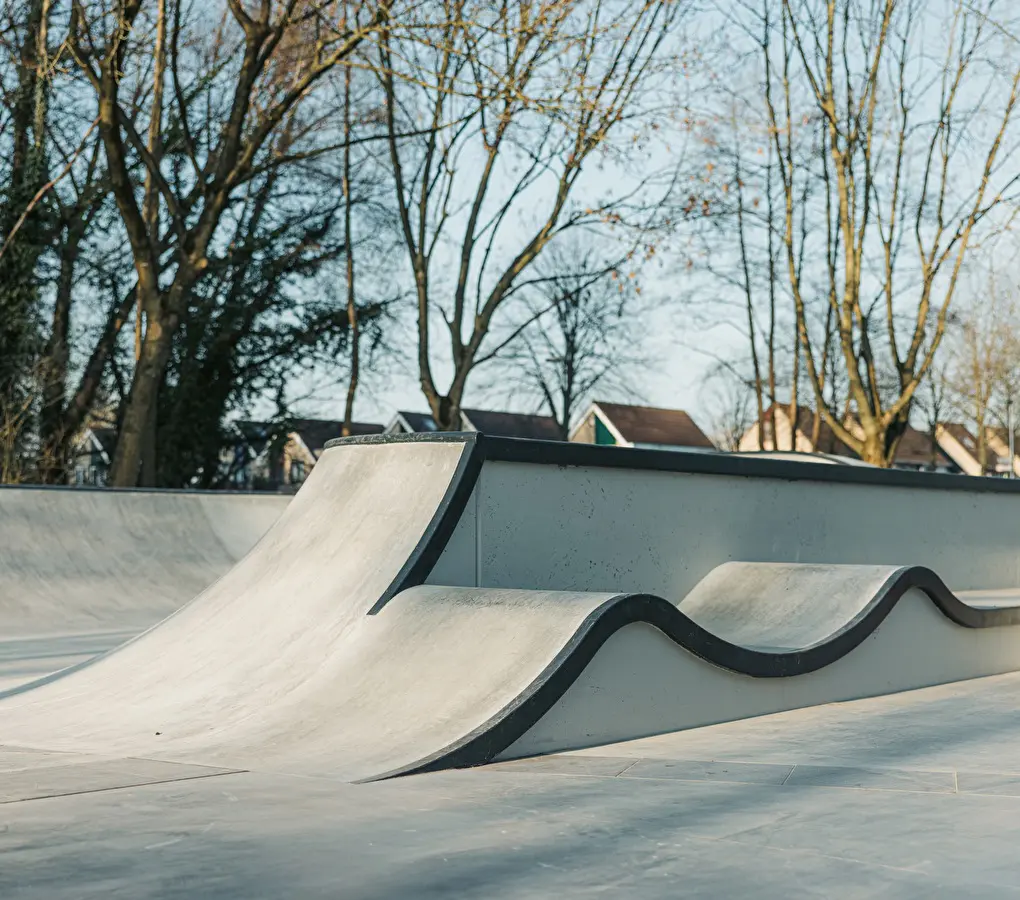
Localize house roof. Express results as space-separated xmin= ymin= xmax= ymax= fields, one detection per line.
xmin=393 ymin=411 xmax=439 ymax=433
xmin=391 ymin=408 xmax=561 ymax=440
xmin=290 ymin=418 xmax=384 ymax=455
xmin=891 ymin=425 xmax=954 ymax=468
xmin=593 ymin=401 xmax=714 ymax=448
xmin=233 ymin=420 xmax=280 ymax=459
xmin=461 ymin=409 xmax=561 ymax=440
xmin=761 ymin=403 xmax=858 ymax=457
xmin=90 ymin=427 xmax=117 ymax=460
xmin=985 ymin=425 xmax=1016 ymax=452
xmin=940 ymin=422 xmax=980 ymax=454
xmin=771 ymin=405 xmax=954 ymax=468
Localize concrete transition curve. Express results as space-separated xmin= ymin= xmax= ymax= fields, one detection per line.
xmin=0 ymin=485 xmax=288 ymax=690
xmin=4 ymin=433 xmax=1020 ymax=783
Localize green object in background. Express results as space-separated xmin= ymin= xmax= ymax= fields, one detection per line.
xmin=595 ymin=417 xmax=616 ymax=446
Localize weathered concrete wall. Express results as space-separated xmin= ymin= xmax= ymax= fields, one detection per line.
xmin=430 ymin=458 xmax=1020 ymax=597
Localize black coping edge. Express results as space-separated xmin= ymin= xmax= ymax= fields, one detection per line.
xmin=369 ymin=434 xmax=482 ymax=614
xmin=366 ymin=565 xmax=1020 ymax=782
xmin=326 ymin=431 xmax=1020 ymax=494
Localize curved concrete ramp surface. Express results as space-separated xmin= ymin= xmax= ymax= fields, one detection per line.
xmin=5 ymin=435 xmax=1020 ymax=782
xmin=0 ymin=440 xmax=473 ymax=765
xmin=0 ymin=486 xmax=287 ymax=688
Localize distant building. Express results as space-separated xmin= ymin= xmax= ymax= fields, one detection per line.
xmin=71 ymin=426 xmax=117 ymax=486
xmin=228 ymin=418 xmax=384 ymax=490
xmin=385 ymin=408 xmax=562 ymax=440
xmin=738 ymin=404 xmax=959 ymax=472
xmin=569 ymin=401 xmax=715 ymax=451
xmin=278 ymin=419 xmax=384 ymax=488
xmin=936 ymin=423 xmax=1020 ymax=477
xmin=737 ymin=404 xmax=856 ymax=457
xmin=881 ymin=425 xmax=958 ymax=473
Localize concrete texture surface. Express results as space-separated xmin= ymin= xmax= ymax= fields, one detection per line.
xmin=0 ymin=441 xmax=473 ymax=779
xmin=7 ymin=672 xmax=1020 ymax=897
xmin=0 ymin=487 xmax=287 ymax=690
xmin=442 ymin=455 xmax=1020 ymax=596
xmin=0 ymin=487 xmax=287 ymax=638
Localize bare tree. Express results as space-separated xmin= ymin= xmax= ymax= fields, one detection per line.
xmin=0 ymin=0 xmax=50 ymax=458
xmin=340 ymin=22 xmax=360 ymax=437
xmin=377 ymin=0 xmax=684 ymax=430
xmin=701 ymin=362 xmax=756 ymax=451
xmin=758 ymin=0 xmax=1020 ymax=466
xmin=916 ymin=358 xmax=950 ymax=469
xmin=943 ymin=278 xmax=1020 ymax=472
xmin=497 ymin=239 xmax=645 ymax=437
xmin=67 ymin=0 xmax=389 ymax=485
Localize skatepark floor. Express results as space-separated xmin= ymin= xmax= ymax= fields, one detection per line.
xmin=6 ymin=672 xmax=1020 ymax=898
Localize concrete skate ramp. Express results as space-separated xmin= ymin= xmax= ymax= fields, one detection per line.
xmin=0 ymin=486 xmax=288 ymax=689
xmin=5 ymin=434 xmax=1020 ymax=782
xmin=0 ymin=487 xmax=286 ymax=637
xmin=0 ymin=439 xmax=475 ymax=771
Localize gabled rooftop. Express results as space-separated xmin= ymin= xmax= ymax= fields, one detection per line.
xmin=577 ymin=401 xmax=715 ymax=449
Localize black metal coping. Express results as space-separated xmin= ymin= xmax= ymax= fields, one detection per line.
xmin=325 ymin=430 xmax=1020 ymax=495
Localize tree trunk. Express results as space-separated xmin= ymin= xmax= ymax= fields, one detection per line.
xmin=340 ymin=50 xmax=358 ymax=439
xmin=0 ymin=0 xmax=47 ymax=418
xmin=858 ymin=428 xmax=886 ymax=467
xmin=110 ymin=311 xmax=177 ymax=486
xmin=37 ymin=232 xmax=78 ymax=483
xmin=787 ymin=340 xmax=799 ymax=451
xmin=139 ymin=391 xmax=159 ymax=487
xmin=429 ymin=394 xmax=462 ymax=432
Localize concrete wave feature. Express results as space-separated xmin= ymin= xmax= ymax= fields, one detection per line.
xmin=379 ymin=565 xmax=1020 ymax=779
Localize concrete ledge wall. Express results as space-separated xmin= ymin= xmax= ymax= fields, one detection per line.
xmin=430 ymin=455 xmax=1020 ymax=597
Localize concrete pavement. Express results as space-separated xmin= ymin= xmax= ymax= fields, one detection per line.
xmin=6 ymin=671 xmax=1020 ymax=898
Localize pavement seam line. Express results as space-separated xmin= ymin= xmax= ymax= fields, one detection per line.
xmin=1 ymin=769 xmax=247 ymax=806
xmin=615 ymin=759 xmax=641 ymax=777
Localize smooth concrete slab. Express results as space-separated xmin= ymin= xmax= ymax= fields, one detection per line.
xmin=0 ymin=745 xmax=104 ymax=772
xmin=488 ymin=754 xmax=641 ymax=777
xmin=783 ymin=763 xmax=956 ymax=793
xmin=621 ymin=757 xmax=796 ymax=785
xmin=956 ymin=771 xmax=1020 ymax=797
xmin=11 ymin=668 xmax=1020 ymax=898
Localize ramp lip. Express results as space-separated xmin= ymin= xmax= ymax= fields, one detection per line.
xmin=368 ymin=566 xmax=1020 ymax=781
xmin=367 ymin=434 xmax=483 ymax=614
xmin=330 ymin=431 xmax=1020 ymax=494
